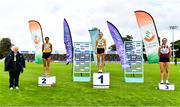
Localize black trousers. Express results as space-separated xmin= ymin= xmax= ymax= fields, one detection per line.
xmin=9 ymin=70 xmax=20 ymax=87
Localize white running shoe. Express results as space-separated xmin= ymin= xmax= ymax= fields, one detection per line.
xmin=42 ymin=74 xmax=46 ymax=77
xmin=9 ymin=87 xmax=13 ymax=90
xmin=98 ymin=69 xmax=103 ymax=73
xmin=15 ymin=86 xmax=19 ymax=90
xmin=166 ymin=80 xmax=170 ymax=84
xmin=160 ymin=80 xmax=164 ymax=84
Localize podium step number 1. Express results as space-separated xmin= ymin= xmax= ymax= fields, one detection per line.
xmin=93 ymin=72 xmax=110 ymax=88
xmin=38 ymin=76 xmax=56 ymax=87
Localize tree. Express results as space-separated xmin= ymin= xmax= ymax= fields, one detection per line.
xmin=0 ymin=38 xmax=12 ymax=59
xmin=172 ymin=40 xmax=180 ymax=58
xmin=123 ymin=35 xmax=133 ymax=41
xmin=108 ymin=35 xmax=133 ymax=51
xmin=108 ymin=44 xmax=116 ymax=51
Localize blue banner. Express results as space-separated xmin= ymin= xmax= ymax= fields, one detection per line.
xmin=63 ymin=18 xmax=73 ymax=65
xmin=107 ymin=21 xmax=129 ymax=70
xmin=88 ymin=28 xmax=100 ymax=65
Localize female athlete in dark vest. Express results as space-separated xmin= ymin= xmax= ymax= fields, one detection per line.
xmin=158 ymin=38 xmax=171 ymax=84
xmin=42 ymin=37 xmax=52 ymax=76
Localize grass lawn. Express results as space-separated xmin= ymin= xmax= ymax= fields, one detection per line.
xmin=0 ymin=62 xmax=180 ymax=106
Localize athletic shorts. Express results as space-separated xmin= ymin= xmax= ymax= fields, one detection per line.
xmin=159 ymin=57 xmax=170 ymax=62
xmin=42 ymin=53 xmax=51 ymax=59
xmin=97 ymin=48 xmax=105 ymax=54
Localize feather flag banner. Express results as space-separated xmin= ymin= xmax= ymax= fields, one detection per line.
xmin=107 ymin=21 xmax=129 ymax=70
xmin=88 ymin=28 xmax=100 ymax=65
xmin=63 ymin=18 xmax=73 ymax=65
xmin=135 ymin=10 xmax=159 ymax=63
xmin=28 ymin=20 xmax=44 ymax=64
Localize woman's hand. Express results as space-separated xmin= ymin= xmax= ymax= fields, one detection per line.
xmin=95 ymin=51 xmax=97 ymax=54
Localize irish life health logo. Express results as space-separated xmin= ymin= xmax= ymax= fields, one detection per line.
xmin=34 ymin=35 xmax=41 ymax=44
xmin=144 ymin=30 xmax=155 ymax=42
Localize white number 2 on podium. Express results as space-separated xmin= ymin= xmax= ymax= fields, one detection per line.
xmin=42 ymin=78 xmax=46 ymax=84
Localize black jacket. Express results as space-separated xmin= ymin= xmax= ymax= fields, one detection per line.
xmin=4 ymin=51 xmax=26 ymax=72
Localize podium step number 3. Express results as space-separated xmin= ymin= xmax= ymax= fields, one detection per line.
xmin=93 ymin=72 xmax=110 ymax=88
xmin=38 ymin=76 xmax=56 ymax=87
xmin=158 ymin=83 xmax=175 ymax=91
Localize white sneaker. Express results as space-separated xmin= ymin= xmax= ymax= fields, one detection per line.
xmin=42 ymin=74 xmax=46 ymax=77
xmin=166 ymin=80 xmax=170 ymax=84
xmin=160 ymin=80 xmax=164 ymax=84
xmin=98 ymin=70 xmax=103 ymax=73
xmin=9 ymin=87 xmax=13 ymax=90
xmin=15 ymin=86 xmax=19 ymax=90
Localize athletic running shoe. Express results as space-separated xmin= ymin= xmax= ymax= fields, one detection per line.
xmin=98 ymin=70 xmax=103 ymax=73
xmin=42 ymin=74 xmax=46 ymax=77
xmin=166 ymin=81 xmax=170 ymax=84
xmin=160 ymin=80 xmax=164 ymax=84
xmin=9 ymin=87 xmax=13 ymax=90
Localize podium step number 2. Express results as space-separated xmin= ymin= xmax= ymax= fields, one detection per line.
xmin=38 ymin=76 xmax=56 ymax=87
xmin=93 ymin=72 xmax=110 ymax=88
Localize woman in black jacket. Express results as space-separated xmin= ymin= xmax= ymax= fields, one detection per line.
xmin=4 ymin=46 xmax=25 ymax=90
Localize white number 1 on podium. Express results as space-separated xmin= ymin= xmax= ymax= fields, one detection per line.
xmin=98 ymin=75 xmax=103 ymax=84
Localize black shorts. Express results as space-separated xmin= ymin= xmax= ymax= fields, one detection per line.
xmin=97 ymin=48 xmax=105 ymax=54
xmin=159 ymin=58 xmax=170 ymax=62
xmin=42 ymin=53 xmax=51 ymax=59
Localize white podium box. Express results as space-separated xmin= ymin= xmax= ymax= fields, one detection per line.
xmin=38 ymin=76 xmax=56 ymax=87
xmin=158 ymin=83 xmax=175 ymax=91
xmin=93 ymin=72 xmax=110 ymax=88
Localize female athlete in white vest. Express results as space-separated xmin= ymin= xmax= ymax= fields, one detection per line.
xmin=95 ymin=32 xmax=106 ymax=73
xmin=42 ymin=37 xmax=52 ymax=76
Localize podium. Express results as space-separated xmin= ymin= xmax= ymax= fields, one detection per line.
xmin=158 ymin=83 xmax=175 ymax=91
xmin=38 ymin=76 xmax=56 ymax=86
xmin=93 ymin=72 xmax=110 ymax=88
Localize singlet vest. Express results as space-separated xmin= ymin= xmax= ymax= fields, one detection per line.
xmin=97 ymin=38 xmax=105 ymax=48
xmin=43 ymin=43 xmax=51 ymax=53
xmin=159 ymin=45 xmax=170 ymax=58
